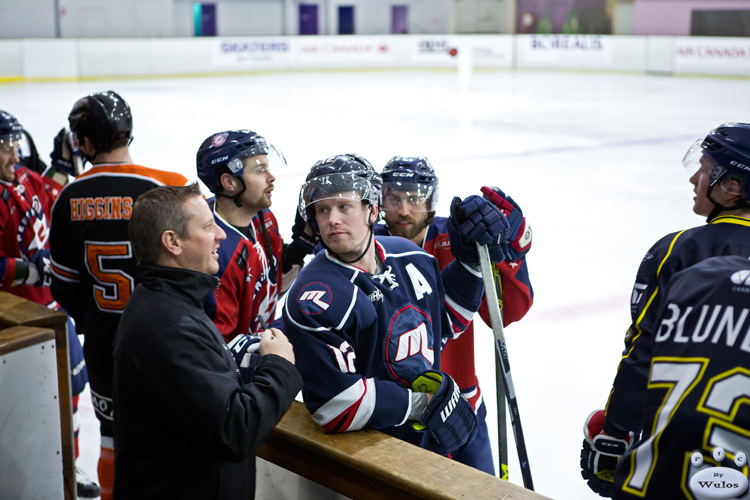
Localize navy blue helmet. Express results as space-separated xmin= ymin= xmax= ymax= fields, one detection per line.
xmin=381 ymin=155 xmax=438 ymax=212
xmin=683 ymin=122 xmax=750 ymax=208
xmin=0 ymin=110 xmax=23 ymax=145
xmin=196 ymin=130 xmax=279 ymax=194
xmin=299 ymin=153 xmax=382 ymax=223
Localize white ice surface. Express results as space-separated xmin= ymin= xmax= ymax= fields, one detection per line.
xmin=5 ymin=68 xmax=749 ymax=499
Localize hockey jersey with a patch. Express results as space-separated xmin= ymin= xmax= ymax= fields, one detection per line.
xmin=606 ymin=215 xmax=750 ymax=433
xmin=613 ymin=255 xmax=750 ymax=500
xmin=376 ymin=217 xmax=533 ymax=410
xmin=202 ymin=199 xmax=284 ymax=341
xmin=283 ymin=235 xmax=483 ymax=453
xmin=0 ymin=166 xmax=55 ymax=306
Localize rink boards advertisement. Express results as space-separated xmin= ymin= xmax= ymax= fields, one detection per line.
xmin=4 ymin=34 xmax=750 ymax=80
xmin=673 ymin=36 xmax=750 ymax=76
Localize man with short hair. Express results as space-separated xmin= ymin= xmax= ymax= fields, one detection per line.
xmin=284 ymin=153 xmax=509 ymax=458
xmin=49 ymin=90 xmax=188 ymax=499
xmin=581 ymin=123 xmax=750 ymax=499
xmin=113 ymin=183 xmax=302 ymax=500
xmin=377 ymin=155 xmax=533 ymax=475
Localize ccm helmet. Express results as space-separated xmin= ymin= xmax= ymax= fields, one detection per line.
xmin=683 ymin=122 xmax=750 ymax=217
xmin=299 ymin=153 xmax=382 ymax=224
xmin=381 ymin=155 xmax=438 ymax=213
xmin=0 ymin=110 xmax=23 ymax=146
xmin=68 ymin=91 xmax=132 ymax=154
xmin=196 ymin=130 xmax=285 ymax=204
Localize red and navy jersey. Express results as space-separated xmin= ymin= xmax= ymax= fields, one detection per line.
xmin=606 ymin=215 xmax=750 ymax=433
xmin=0 ymin=166 xmax=56 ymax=306
xmin=283 ymin=235 xmax=483 ymax=454
xmin=202 ymin=198 xmax=284 ymax=341
xmin=375 ymin=217 xmax=534 ymax=409
xmin=49 ymin=163 xmax=187 ymax=397
xmin=613 ymin=255 xmax=750 ymax=499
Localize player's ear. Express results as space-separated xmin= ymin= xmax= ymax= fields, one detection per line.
xmin=369 ymin=203 xmax=379 ymax=223
xmin=219 ymin=172 xmax=238 ymax=194
xmin=161 ymin=229 xmax=181 ymax=257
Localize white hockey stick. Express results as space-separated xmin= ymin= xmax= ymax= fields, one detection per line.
xmin=476 ymin=242 xmax=534 ymax=490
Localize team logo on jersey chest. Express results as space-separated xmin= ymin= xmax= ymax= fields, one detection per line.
xmin=297 ymin=282 xmax=332 ymax=314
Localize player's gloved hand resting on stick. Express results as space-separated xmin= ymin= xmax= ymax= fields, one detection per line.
xmin=410 ymin=370 xmax=478 ymax=456
xmin=447 ymin=195 xmax=509 ymax=264
xmin=480 ymin=186 xmax=532 ymax=261
xmin=580 ymin=409 xmax=634 ymax=498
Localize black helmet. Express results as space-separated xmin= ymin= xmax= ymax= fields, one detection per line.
xmin=299 ymin=153 xmax=382 ymax=223
xmin=68 ymin=90 xmax=132 ymax=153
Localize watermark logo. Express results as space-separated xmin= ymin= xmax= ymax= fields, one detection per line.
xmin=689 ymin=448 xmax=748 ymax=499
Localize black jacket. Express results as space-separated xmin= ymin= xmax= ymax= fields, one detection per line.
xmin=113 ymin=264 xmax=302 ymax=499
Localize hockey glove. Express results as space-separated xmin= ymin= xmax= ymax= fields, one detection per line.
xmin=411 ymin=370 xmax=477 ymax=456
xmin=49 ymin=128 xmax=80 ymax=177
xmin=447 ymin=195 xmax=508 ymax=265
xmin=227 ymin=334 xmax=261 ymax=384
xmin=480 ymin=186 xmax=532 ymax=261
xmin=580 ymin=409 xmax=633 ymax=498
xmin=289 ymin=210 xmax=318 ymax=255
xmin=17 ymin=249 xmax=52 ymax=287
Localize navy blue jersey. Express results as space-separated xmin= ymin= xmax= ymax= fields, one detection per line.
xmin=606 ymin=216 xmax=750 ymax=433
xmin=283 ymin=235 xmax=483 ymax=453
xmin=613 ymin=255 xmax=750 ymax=499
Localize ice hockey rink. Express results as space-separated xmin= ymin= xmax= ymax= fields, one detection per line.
xmin=3 ymin=66 xmax=749 ymax=499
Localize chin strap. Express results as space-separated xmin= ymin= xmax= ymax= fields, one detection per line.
xmin=329 ymin=204 xmax=377 ymax=265
xmin=705 ymin=183 xmax=748 ymax=222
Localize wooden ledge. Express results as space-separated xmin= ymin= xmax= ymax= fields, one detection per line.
xmin=0 ymin=291 xmax=67 ymax=328
xmin=0 ymin=325 xmax=55 ymax=356
xmin=258 ymin=401 xmax=551 ymax=500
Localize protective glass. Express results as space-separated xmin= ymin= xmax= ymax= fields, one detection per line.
xmin=299 ymin=172 xmax=373 ymax=218
xmin=0 ymin=139 xmax=20 ymax=154
xmin=382 ymin=184 xmax=434 ymax=212
xmin=229 ymin=143 xmax=287 ymax=176
xmin=683 ymin=139 xmax=742 ymax=196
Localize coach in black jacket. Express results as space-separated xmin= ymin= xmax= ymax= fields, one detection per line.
xmin=113 ymin=183 xmax=302 ymax=500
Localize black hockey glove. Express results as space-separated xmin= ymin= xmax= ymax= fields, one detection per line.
xmin=227 ymin=334 xmax=261 ymax=384
xmin=481 ymin=186 xmax=532 ymax=261
xmin=289 ymin=210 xmax=318 ymax=255
xmin=447 ymin=195 xmax=508 ymax=265
xmin=50 ymin=128 xmax=80 ymax=177
xmin=411 ymin=370 xmax=477 ymax=456
xmin=580 ymin=409 xmax=633 ymax=498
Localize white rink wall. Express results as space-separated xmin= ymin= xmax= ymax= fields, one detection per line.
xmin=2 ymin=34 xmax=750 ymax=81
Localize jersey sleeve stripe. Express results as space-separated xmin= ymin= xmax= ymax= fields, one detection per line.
xmin=622 ymin=229 xmax=687 ymax=360
xmin=312 ymin=377 xmax=376 ymax=433
xmin=50 ymin=259 xmax=81 ymax=282
xmin=335 ymin=286 xmax=359 ymax=331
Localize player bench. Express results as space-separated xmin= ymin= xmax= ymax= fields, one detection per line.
xmin=257 ymin=400 xmax=552 ymax=499
xmin=0 ymin=292 xmax=75 ymax=500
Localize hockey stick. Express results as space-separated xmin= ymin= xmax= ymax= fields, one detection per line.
xmin=476 ymin=242 xmax=534 ymax=491
xmin=490 ymin=268 xmax=510 ymax=481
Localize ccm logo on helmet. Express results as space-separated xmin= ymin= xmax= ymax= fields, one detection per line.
xmin=211 ymin=155 xmax=229 ymax=165
xmin=729 ymin=160 xmax=750 ymax=171
xmin=391 ymin=172 xmax=415 ymax=178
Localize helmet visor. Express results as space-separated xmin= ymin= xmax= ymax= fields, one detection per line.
xmin=229 ymin=142 xmax=286 ymax=176
xmin=683 ymin=138 xmax=743 ymax=196
xmin=382 ymin=183 xmax=434 ymax=212
xmin=300 ymin=172 xmax=373 ymax=217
